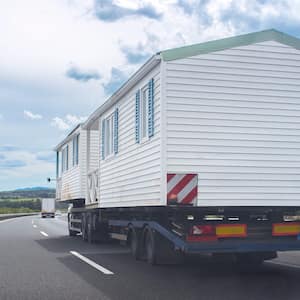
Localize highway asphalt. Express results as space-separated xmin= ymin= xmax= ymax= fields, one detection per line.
xmin=1 ymin=215 xmax=300 ymax=300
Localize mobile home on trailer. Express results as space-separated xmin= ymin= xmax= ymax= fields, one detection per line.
xmin=55 ymin=29 xmax=300 ymax=265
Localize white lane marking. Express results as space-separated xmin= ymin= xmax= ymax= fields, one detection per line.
xmin=40 ymin=231 xmax=49 ymax=237
xmin=0 ymin=218 xmax=16 ymax=224
xmin=31 ymin=220 xmax=34 ymax=224
xmin=33 ymin=225 xmax=37 ymax=228
xmin=267 ymin=260 xmax=300 ymax=269
xmin=70 ymin=251 xmax=114 ymax=275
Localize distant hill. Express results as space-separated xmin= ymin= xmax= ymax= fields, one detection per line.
xmin=0 ymin=187 xmax=55 ymax=199
xmin=14 ymin=187 xmax=52 ymax=192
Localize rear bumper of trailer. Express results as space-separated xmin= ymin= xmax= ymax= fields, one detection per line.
xmin=183 ymin=239 xmax=300 ymax=254
xmin=109 ymin=220 xmax=300 ymax=254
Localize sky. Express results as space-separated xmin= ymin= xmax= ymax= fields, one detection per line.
xmin=0 ymin=0 xmax=300 ymax=191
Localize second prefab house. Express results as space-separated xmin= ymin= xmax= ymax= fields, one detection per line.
xmin=55 ymin=124 xmax=99 ymax=202
xmin=58 ymin=29 xmax=300 ymax=210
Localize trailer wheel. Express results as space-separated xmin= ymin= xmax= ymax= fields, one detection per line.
xmin=128 ymin=227 xmax=142 ymax=260
xmin=68 ymin=214 xmax=77 ymax=236
xmin=87 ymin=216 xmax=95 ymax=244
xmin=81 ymin=214 xmax=88 ymax=241
xmin=144 ymin=227 xmax=156 ymax=265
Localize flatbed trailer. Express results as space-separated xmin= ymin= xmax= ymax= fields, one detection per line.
xmin=67 ymin=205 xmax=300 ymax=265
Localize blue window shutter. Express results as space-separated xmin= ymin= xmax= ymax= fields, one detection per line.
xmin=114 ymin=108 xmax=119 ymax=154
xmin=66 ymin=145 xmax=69 ymax=170
xmin=101 ymin=119 xmax=105 ymax=160
xmin=61 ymin=150 xmax=64 ymax=173
xmin=135 ymin=90 xmax=140 ymax=143
xmin=56 ymin=151 xmax=59 ymax=178
xmin=72 ymin=138 xmax=75 ymax=166
xmin=148 ymin=78 xmax=154 ymax=137
xmin=76 ymin=134 xmax=79 ymax=165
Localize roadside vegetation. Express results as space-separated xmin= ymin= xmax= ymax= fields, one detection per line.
xmin=0 ymin=188 xmax=67 ymax=214
xmin=0 ymin=198 xmax=41 ymax=214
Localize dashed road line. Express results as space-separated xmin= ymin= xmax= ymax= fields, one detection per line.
xmin=70 ymin=251 xmax=114 ymax=275
xmin=40 ymin=231 xmax=49 ymax=237
xmin=33 ymin=225 xmax=37 ymax=228
xmin=267 ymin=260 xmax=300 ymax=269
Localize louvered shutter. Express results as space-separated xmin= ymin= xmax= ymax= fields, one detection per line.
xmin=76 ymin=135 xmax=79 ymax=165
xmin=72 ymin=138 xmax=75 ymax=166
xmin=66 ymin=145 xmax=69 ymax=170
xmin=56 ymin=151 xmax=59 ymax=178
xmin=114 ymin=108 xmax=119 ymax=154
xmin=101 ymin=119 xmax=105 ymax=160
xmin=148 ymin=78 xmax=154 ymax=137
xmin=135 ymin=90 xmax=140 ymax=143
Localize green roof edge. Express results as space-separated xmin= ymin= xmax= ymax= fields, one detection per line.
xmin=160 ymin=29 xmax=300 ymax=61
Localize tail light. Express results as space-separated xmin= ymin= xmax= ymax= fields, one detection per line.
xmin=272 ymin=222 xmax=300 ymax=236
xmin=186 ymin=225 xmax=217 ymax=242
xmin=186 ymin=224 xmax=247 ymax=242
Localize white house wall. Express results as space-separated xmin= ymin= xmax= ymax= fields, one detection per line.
xmin=165 ymin=41 xmax=300 ymax=207
xmin=98 ymin=64 xmax=162 ymax=208
xmin=60 ymin=139 xmax=81 ymax=200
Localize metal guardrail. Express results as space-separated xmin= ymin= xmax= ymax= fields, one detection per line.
xmin=0 ymin=212 xmax=39 ymax=221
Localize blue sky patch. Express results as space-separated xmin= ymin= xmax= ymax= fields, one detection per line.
xmin=66 ymin=66 xmax=101 ymax=82
xmin=94 ymin=0 xmax=162 ymax=22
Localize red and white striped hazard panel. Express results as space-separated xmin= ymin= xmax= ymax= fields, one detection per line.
xmin=167 ymin=174 xmax=198 ymax=206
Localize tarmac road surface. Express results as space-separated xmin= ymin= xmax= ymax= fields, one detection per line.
xmin=1 ymin=215 xmax=300 ymax=300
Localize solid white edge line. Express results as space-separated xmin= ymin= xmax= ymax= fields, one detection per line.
xmin=267 ymin=260 xmax=300 ymax=269
xmin=40 ymin=231 xmax=49 ymax=237
xmin=0 ymin=218 xmax=16 ymax=223
xmin=70 ymin=251 xmax=114 ymax=275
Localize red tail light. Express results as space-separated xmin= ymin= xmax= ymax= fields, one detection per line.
xmin=186 ymin=225 xmax=217 ymax=242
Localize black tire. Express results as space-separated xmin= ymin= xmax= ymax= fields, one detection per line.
xmin=87 ymin=218 xmax=94 ymax=244
xmin=128 ymin=227 xmax=142 ymax=260
xmin=69 ymin=228 xmax=77 ymax=237
xmin=144 ymin=227 xmax=156 ymax=265
xmin=81 ymin=215 xmax=88 ymax=241
xmin=68 ymin=214 xmax=77 ymax=236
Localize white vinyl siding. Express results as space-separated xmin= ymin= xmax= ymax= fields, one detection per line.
xmin=98 ymin=65 xmax=162 ymax=208
xmin=56 ymin=128 xmax=98 ymax=202
xmin=165 ymin=41 xmax=300 ymax=207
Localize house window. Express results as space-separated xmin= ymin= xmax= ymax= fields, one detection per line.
xmin=105 ymin=114 xmax=114 ymax=158
xmin=135 ymin=79 xmax=154 ymax=143
xmin=102 ymin=108 xmax=119 ymax=160
xmin=141 ymin=85 xmax=149 ymax=140
xmin=73 ymin=134 xmax=79 ymax=166
xmin=61 ymin=146 xmax=69 ymax=173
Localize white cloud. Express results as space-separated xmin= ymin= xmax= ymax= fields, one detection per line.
xmin=51 ymin=117 xmax=71 ymax=131
xmin=65 ymin=114 xmax=87 ymax=125
xmin=24 ymin=110 xmax=42 ymax=120
xmin=51 ymin=114 xmax=87 ymax=131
